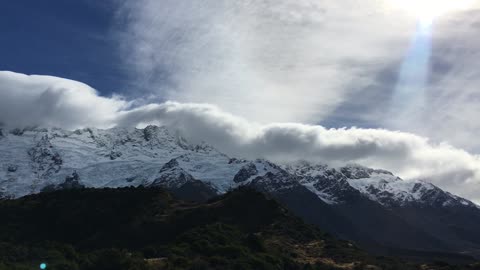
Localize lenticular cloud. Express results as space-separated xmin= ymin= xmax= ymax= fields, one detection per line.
xmin=0 ymin=71 xmax=127 ymax=129
xmin=2 ymin=70 xmax=480 ymax=202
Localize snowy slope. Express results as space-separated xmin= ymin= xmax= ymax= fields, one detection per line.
xmin=0 ymin=125 xmax=476 ymax=210
xmin=284 ymin=161 xmax=478 ymax=208
xmin=0 ymin=126 xmax=278 ymax=198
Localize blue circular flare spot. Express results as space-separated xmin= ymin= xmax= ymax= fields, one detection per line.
xmin=40 ymin=263 xmax=47 ymax=269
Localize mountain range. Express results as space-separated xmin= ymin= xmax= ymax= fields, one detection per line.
xmin=1 ymin=125 xmax=479 ymax=261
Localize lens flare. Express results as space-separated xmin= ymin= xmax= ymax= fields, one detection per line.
xmin=387 ymin=0 xmax=474 ymax=128
xmin=390 ymin=0 xmax=474 ymax=19
xmin=389 ymin=21 xmax=432 ymax=128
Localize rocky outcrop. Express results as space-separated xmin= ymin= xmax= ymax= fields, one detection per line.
xmin=108 ymin=151 xmax=123 ymax=160
xmin=10 ymin=128 xmax=24 ymax=136
xmin=233 ymin=163 xmax=258 ymax=183
xmin=340 ymin=164 xmax=393 ymax=179
xmin=7 ymin=165 xmax=18 ymax=173
xmin=59 ymin=171 xmax=84 ymax=190
xmin=250 ymin=170 xmax=300 ymax=193
xmin=151 ymin=159 xmax=196 ymax=188
xmin=41 ymin=171 xmax=84 ymax=192
xmin=28 ymin=135 xmax=62 ymax=180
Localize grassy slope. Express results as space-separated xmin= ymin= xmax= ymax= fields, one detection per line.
xmin=0 ymin=187 xmax=478 ymax=270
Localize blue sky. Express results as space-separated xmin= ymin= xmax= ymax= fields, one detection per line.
xmin=1 ymin=0 xmax=480 ymax=200
xmin=2 ymin=0 xmax=479 ymax=144
xmin=2 ymin=0 xmax=480 ymax=148
xmin=0 ymin=0 xmax=126 ymax=95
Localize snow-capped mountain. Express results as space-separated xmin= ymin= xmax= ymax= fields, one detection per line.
xmin=284 ymin=161 xmax=478 ymax=208
xmin=1 ymin=125 xmax=473 ymax=208
xmin=0 ymin=125 xmax=477 ymax=209
xmin=0 ymin=126 xmax=280 ymax=198
xmin=2 ymin=125 xmax=480 ymax=257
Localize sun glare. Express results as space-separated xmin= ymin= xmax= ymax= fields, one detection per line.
xmin=390 ymin=0 xmax=474 ymax=20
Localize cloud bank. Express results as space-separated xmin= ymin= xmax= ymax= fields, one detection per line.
xmin=115 ymin=0 xmax=415 ymax=123
xmin=113 ymin=0 xmax=480 ymax=154
xmin=2 ymin=71 xmax=480 ymax=202
xmin=0 ymin=71 xmax=127 ymax=129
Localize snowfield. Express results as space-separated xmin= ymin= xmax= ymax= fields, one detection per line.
xmin=0 ymin=125 xmax=476 ymax=209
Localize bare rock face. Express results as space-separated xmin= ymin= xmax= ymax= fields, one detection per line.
xmin=340 ymin=164 xmax=393 ymax=179
xmin=28 ymin=135 xmax=62 ymax=180
xmin=160 ymin=158 xmax=180 ymax=172
xmin=108 ymin=151 xmax=123 ymax=160
xmin=311 ymin=169 xmax=362 ymax=203
xmin=41 ymin=171 xmax=84 ymax=192
xmin=10 ymin=128 xmax=24 ymax=136
xmin=250 ymin=170 xmax=301 ymax=193
xmin=59 ymin=171 xmax=84 ymax=189
xmin=233 ymin=163 xmax=258 ymax=183
xmin=151 ymin=159 xmax=196 ymax=189
xmin=1 ymin=125 xmax=480 ymax=258
xmin=143 ymin=125 xmax=157 ymax=142
xmin=7 ymin=165 xmax=18 ymax=173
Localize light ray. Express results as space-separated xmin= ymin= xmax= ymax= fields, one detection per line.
xmin=389 ymin=20 xmax=433 ymax=128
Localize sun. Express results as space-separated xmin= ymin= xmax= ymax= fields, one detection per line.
xmin=390 ymin=0 xmax=474 ymax=20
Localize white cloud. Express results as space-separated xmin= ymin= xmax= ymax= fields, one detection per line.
xmin=117 ymin=101 xmax=480 ymax=202
xmin=114 ymin=0 xmax=417 ymax=123
xmin=2 ymin=71 xmax=480 ymax=201
xmin=0 ymin=71 xmax=127 ymax=129
xmin=113 ymin=0 xmax=480 ymax=155
xmin=388 ymin=10 xmax=480 ymax=152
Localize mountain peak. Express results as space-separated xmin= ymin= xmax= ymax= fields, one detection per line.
xmin=0 ymin=125 xmax=475 ymax=210
xmin=151 ymin=158 xmax=196 ymax=189
xmin=1 ymin=125 xmax=480 ymax=259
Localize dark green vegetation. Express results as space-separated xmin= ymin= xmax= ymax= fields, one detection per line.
xmin=0 ymin=187 xmax=478 ymax=270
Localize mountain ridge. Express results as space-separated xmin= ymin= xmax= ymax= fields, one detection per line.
xmin=0 ymin=125 xmax=475 ymax=207
xmin=1 ymin=125 xmax=480 ymax=259
xmin=5 ymin=186 xmax=464 ymax=269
